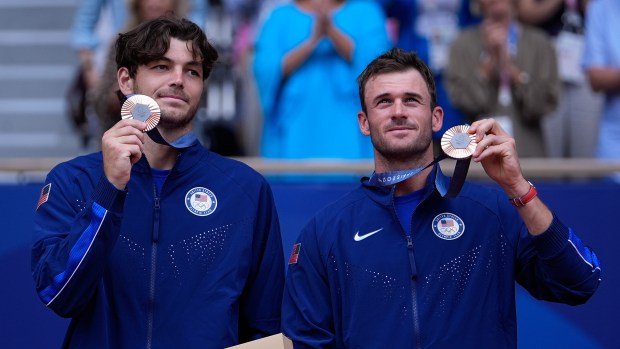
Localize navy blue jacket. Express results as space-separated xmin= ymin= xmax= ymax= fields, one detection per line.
xmin=32 ymin=142 xmax=284 ymax=349
xmin=282 ymin=167 xmax=600 ymax=348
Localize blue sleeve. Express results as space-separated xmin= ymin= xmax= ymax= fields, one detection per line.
xmin=238 ymin=179 xmax=285 ymax=341
xmin=70 ymin=0 xmax=108 ymax=50
xmin=515 ymin=215 xmax=601 ymax=305
xmin=344 ymin=2 xmax=392 ymax=77
xmin=582 ymin=0 xmax=607 ymax=68
xmin=252 ymin=6 xmax=288 ymax=122
xmin=31 ymin=167 xmax=126 ymax=317
xmin=282 ymin=218 xmax=336 ymax=349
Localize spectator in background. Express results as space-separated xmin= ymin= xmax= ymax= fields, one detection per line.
xmin=217 ymin=0 xmax=287 ymax=157
xmin=92 ymin=0 xmax=192 ymax=135
xmin=444 ymin=0 xmax=560 ymax=157
xmin=582 ymin=0 xmax=620 ymax=181
xmin=518 ymin=0 xmax=602 ymax=158
xmin=252 ymin=0 xmax=390 ymax=159
xmin=376 ymin=0 xmax=481 ymax=143
xmin=69 ymin=0 xmax=206 ymax=144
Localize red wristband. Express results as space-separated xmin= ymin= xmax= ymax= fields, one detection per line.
xmin=509 ymin=181 xmax=537 ymax=207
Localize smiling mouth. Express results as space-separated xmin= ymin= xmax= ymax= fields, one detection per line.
xmin=387 ymin=127 xmax=414 ymax=132
xmin=160 ymin=95 xmax=188 ymax=103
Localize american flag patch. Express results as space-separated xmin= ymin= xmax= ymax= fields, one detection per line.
xmin=440 ymin=219 xmax=454 ymax=227
xmin=194 ymin=193 xmax=210 ymax=202
xmin=36 ymin=183 xmax=52 ymax=210
xmin=288 ymin=243 xmax=301 ymax=265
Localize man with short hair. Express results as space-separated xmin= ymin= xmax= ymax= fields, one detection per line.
xmin=32 ymin=16 xmax=284 ymax=349
xmin=282 ymin=48 xmax=600 ymax=348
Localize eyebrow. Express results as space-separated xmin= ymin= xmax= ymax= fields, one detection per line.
xmin=152 ymin=57 xmax=203 ymax=70
xmin=372 ymin=91 xmax=423 ymax=104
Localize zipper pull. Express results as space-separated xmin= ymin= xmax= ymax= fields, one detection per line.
xmin=406 ymin=235 xmax=417 ymax=279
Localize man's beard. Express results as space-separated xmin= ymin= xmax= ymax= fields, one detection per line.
xmin=158 ymin=107 xmax=195 ymax=130
xmin=370 ymin=120 xmax=433 ymax=163
xmin=134 ymin=85 xmax=197 ymax=130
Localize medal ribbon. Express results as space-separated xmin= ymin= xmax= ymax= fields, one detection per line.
xmin=146 ymin=128 xmax=198 ymax=149
xmin=367 ymin=153 xmax=471 ymax=198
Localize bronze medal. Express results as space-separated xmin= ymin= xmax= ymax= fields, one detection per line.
xmin=441 ymin=125 xmax=477 ymax=159
xmin=121 ymin=94 xmax=160 ymax=132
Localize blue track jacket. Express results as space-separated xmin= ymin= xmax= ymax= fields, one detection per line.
xmin=32 ymin=142 xmax=285 ymax=349
xmin=282 ymin=166 xmax=601 ymax=349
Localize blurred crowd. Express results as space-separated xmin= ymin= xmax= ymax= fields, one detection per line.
xmin=68 ymin=0 xmax=619 ymax=163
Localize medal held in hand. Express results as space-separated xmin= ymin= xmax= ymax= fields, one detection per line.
xmin=121 ymin=94 xmax=160 ymax=132
xmin=441 ymin=124 xmax=477 ymax=159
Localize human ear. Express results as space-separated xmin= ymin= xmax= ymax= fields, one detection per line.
xmin=431 ymin=106 xmax=444 ymax=133
xmin=117 ymin=67 xmax=134 ymax=95
xmin=358 ymin=111 xmax=370 ymax=136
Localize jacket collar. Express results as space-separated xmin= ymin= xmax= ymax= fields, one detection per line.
xmin=361 ymin=164 xmax=451 ymax=206
xmin=134 ymin=140 xmax=207 ymax=175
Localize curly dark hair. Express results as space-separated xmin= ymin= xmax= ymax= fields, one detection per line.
xmin=115 ymin=16 xmax=218 ymax=80
xmin=357 ymin=48 xmax=437 ymax=113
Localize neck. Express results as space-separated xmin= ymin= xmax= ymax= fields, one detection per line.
xmin=143 ymin=137 xmax=179 ymax=170
xmin=373 ymin=152 xmax=435 ymax=196
xmin=394 ymin=166 xmax=432 ymax=196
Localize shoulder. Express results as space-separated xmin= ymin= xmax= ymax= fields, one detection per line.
xmin=455 ymin=181 xmax=521 ymax=224
xmin=302 ymin=186 xmax=369 ymax=239
xmin=203 ymin=152 xmax=266 ymax=183
xmin=268 ymin=3 xmax=299 ymax=18
xmin=48 ymin=152 xmax=103 ymax=180
xmin=345 ymin=0 xmax=384 ymax=13
xmin=458 ymin=181 xmax=504 ymax=204
xmin=521 ymin=24 xmax=554 ymax=46
xmin=453 ymin=26 xmax=482 ymax=45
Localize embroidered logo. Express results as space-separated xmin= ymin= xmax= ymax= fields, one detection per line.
xmin=36 ymin=183 xmax=52 ymax=210
xmin=432 ymin=213 xmax=465 ymax=240
xmin=185 ymin=187 xmax=217 ymax=216
xmin=288 ymin=243 xmax=301 ymax=264
xmin=354 ymin=228 xmax=384 ymax=241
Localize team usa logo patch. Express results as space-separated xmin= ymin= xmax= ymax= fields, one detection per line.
xmin=288 ymin=243 xmax=301 ymax=265
xmin=185 ymin=187 xmax=217 ymax=216
xmin=432 ymin=213 xmax=465 ymax=240
xmin=36 ymin=183 xmax=52 ymax=210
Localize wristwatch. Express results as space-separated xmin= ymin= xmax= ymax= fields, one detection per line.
xmin=509 ymin=181 xmax=537 ymax=207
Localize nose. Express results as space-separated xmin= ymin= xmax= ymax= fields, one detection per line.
xmin=169 ymin=67 xmax=184 ymax=88
xmin=392 ymin=99 xmax=406 ymax=117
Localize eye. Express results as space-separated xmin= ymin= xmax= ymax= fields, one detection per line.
xmin=188 ymin=69 xmax=202 ymax=78
xmin=404 ymin=97 xmax=421 ymax=105
xmin=153 ymin=65 xmax=168 ymax=71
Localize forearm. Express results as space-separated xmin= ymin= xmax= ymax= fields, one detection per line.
xmin=587 ymin=67 xmax=620 ymax=92
xmin=282 ymin=37 xmax=320 ymax=78
xmin=32 ymin=177 xmax=126 ymax=316
xmin=326 ymin=24 xmax=353 ymax=62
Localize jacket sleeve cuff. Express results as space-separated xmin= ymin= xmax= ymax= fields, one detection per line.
xmin=531 ymin=214 xmax=570 ymax=259
xmin=92 ymin=176 xmax=127 ymax=214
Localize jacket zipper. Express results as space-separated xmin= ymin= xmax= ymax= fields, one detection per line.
xmin=390 ymin=190 xmax=422 ymax=349
xmin=146 ymin=188 xmax=161 ymax=349
xmin=407 ymin=235 xmax=422 ymax=349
